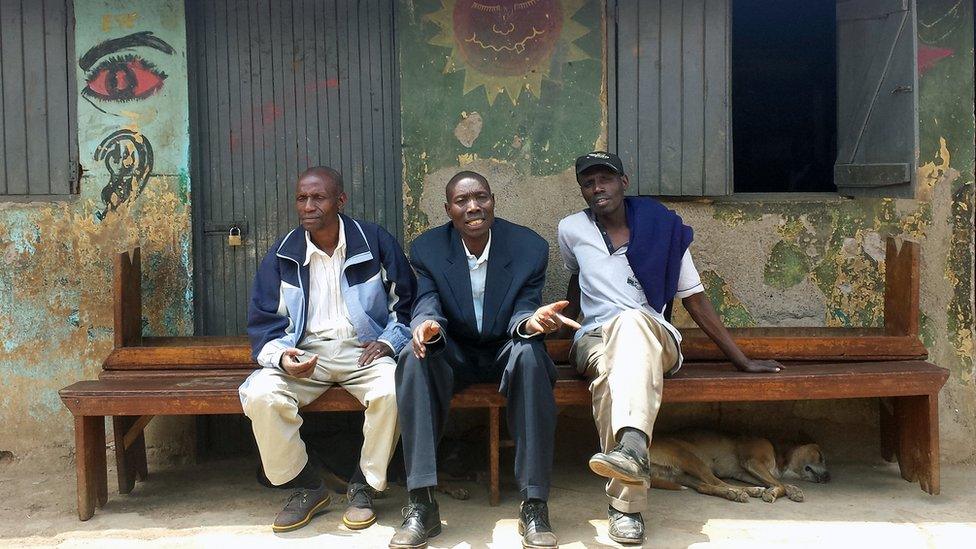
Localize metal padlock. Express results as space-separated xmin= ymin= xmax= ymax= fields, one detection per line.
xmin=228 ymin=227 xmax=242 ymax=246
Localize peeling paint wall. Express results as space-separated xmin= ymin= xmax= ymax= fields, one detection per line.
xmin=0 ymin=0 xmax=193 ymax=457
xmin=399 ymin=0 xmax=975 ymax=462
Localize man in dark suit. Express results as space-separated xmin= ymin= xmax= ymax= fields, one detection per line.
xmin=389 ymin=171 xmax=579 ymax=549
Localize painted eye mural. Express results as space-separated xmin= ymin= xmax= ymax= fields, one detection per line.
xmin=83 ymin=55 xmax=167 ymax=102
xmin=426 ymin=0 xmax=589 ymax=105
xmin=79 ymin=31 xmax=174 ymax=107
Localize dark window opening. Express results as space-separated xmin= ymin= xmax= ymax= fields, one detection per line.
xmin=732 ymin=0 xmax=837 ymax=193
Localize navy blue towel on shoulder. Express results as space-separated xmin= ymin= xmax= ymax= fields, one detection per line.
xmin=623 ymin=197 xmax=694 ymax=313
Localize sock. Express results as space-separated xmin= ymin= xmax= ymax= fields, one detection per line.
xmin=349 ymin=464 xmax=367 ymax=487
xmin=409 ymin=487 xmax=434 ymax=504
xmin=290 ymin=459 xmax=322 ymax=490
xmin=619 ymin=427 xmax=649 ymax=458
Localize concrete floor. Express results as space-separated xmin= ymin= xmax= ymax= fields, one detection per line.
xmin=1 ymin=451 xmax=974 ymax=548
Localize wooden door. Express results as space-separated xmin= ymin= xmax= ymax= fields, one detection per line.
xmin=187 ymin=0 xmax=401 ymax=335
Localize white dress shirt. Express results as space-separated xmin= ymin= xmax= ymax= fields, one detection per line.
xmin=462 ymin=231 xmax=491 ymax=332
xmin=304 ymin=217 xmax=356 ymax=340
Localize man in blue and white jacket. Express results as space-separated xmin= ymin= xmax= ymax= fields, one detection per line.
xmin=240 ymin=166 xmax=415 ymax=533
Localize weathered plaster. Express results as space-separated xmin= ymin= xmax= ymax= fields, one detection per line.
xmin=0 ymin=0 xmax=193 ymax=457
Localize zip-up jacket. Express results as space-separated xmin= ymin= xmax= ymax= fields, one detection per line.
xmin=247 ymin=214 xmax=416 ymax=369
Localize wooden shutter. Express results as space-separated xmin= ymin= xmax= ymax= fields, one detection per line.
xmin=834 ymin=0 xmax=918 ymax=197
xmin=609 ymin=0 xmax=731 ymax=196
xmin=0 ymin=0 xmax=77 ymax=199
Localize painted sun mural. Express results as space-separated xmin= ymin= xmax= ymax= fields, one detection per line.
xmin=425 ymin=0 xmax=589 ymax=106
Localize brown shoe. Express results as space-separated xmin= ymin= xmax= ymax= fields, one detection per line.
xmin=342 ymin=483 xmax=376 ymax=530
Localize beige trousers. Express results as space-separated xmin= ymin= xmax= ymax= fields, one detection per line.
xmin=239 ymin=336 xmax=399 ymax=491
xmin=570 ymin=309 xmax=679 ymax=513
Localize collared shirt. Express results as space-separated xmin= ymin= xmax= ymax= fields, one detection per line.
xmin=557 ymin=210 xmax=704 ymax=366
xmin=304 ymin=217 xmax=356 ymax=339
xmin=462 ymin=231 xmax=491 ymax=332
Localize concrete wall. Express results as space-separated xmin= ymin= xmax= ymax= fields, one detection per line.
xmin=399 ymin=0 xmax=975 ymax=462
xmin=0 ymin=0 xmax=193 ymax=457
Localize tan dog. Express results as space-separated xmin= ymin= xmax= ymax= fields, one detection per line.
xmin=646 ymin=429 xmax=830 ymax=503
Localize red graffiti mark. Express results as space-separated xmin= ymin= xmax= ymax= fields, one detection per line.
xmin=452 ymin=0 xmax=563 ymax=77
xmin=262 ymin=101 xmax=284 ymax=125
xmin=305 ymin=78 xmax=339 ymax=92
xmin=918 ymin=45 xmax=954 ymax=76
xmin=230 ymin=80 xmax=339 ymax=153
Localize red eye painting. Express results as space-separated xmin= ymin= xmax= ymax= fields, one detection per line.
xmin=83 ymin=55 xmax=167 ymax=102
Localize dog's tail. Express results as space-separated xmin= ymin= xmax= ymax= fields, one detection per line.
xmin=648 ymin=478 xmax=685 ymax=491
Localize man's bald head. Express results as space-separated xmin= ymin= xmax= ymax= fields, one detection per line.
xmin=445 ymin=170 xmax=490 ymax=201
xmin=297 ymin=166 xmax=344 ymax=194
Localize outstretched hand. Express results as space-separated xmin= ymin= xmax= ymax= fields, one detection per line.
xmin=412 ymin=320 xmax=441 ymax=359
xmin=526 ymin=300 xmax=582 ymax=336
xmin=734 ymin=359 xmax=784 ymax=373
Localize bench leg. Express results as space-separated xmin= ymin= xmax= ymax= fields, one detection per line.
xmin=879 ymin=398 xmax=897 ymax=462
xmin=113 ymin=415 xmax=150 ymax=494
xmin=893 ymin=394 xmax=940 ymax=495
xmin=489 ymin=406 xmax=500 ymax=506
xmin=74 ymin=416 xmax=107 ymax=520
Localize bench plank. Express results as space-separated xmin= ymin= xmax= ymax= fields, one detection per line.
xmin=62 ymin=361 xmax=948 ymax=416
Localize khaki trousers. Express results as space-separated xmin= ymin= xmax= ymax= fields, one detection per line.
xmin=239 ymin=336 xmax=399 ymax=491
xmin=570 ymin=309 xmax=679 ymax=513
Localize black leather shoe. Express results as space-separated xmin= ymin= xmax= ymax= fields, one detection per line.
xmin=389 ymin=500 xmax=441 ymax=549
xmin=588 ymin=443 xmax=650 ymax=484
xmin=518 ymin=500 xmax=558 ymax=548
xmin=608 ymin=505 xmax=645 ymax=545
xmin=271 ymin=483 xmax=331 ymax=533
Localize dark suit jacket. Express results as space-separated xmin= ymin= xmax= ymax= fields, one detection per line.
xmin=409 ymin=218 xmax=549 ymax=349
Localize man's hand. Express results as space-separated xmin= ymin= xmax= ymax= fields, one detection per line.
xmin=526 ymin=300 xmax=582 ymax=336
xmin=734 ymin=358 xmax=784 ymax=373
xmin=280 ymin=348 xmax=317 ymax=378
xmin=412 ymin=320 xmax=441 ymax=359
xmin=358 ymin=340 xmax=393 ymax=367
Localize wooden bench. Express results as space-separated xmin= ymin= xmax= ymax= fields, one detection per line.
xmin=60 ymin=238 xmax=948 ymax=520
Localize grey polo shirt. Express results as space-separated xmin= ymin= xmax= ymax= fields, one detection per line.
xmin=557 ymin=210 xmax=704 ymax=367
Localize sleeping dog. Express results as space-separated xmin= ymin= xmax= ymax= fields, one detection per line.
xmin=646 ymin=429 xmax=830 ymax=503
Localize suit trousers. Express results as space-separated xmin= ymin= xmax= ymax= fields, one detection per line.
xmin=396 ymin=335 xmax=557 ymax=501
xmin=570 ymin=309 xmax=679 ymax=513
xmin=239 ymin=335 xmax=399 ymax=491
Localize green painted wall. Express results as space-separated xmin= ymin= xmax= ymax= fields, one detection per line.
xmin=0 ymin=0 xmax=193 ymax=455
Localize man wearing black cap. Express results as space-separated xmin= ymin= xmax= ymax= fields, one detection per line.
xmin=556 ymin=151 xmax=783 ymax=544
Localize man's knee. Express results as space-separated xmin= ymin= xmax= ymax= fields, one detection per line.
xmin=239 ymin=372 xmax=293 ymax=415
xmin=509 ymin=340 xmax=555 ymax=382
xmin=395 ymin=348 xmax=424 ymax=388
xmin=612 ymin=308 xmax=648 ymax=327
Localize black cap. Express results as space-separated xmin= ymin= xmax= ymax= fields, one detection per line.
xmin=575 ymin=151 xmax=624 ymax=177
